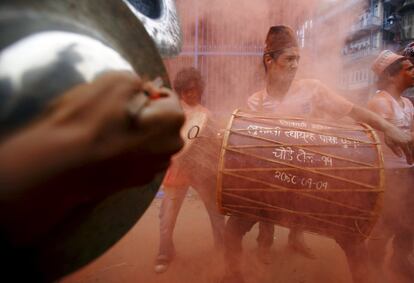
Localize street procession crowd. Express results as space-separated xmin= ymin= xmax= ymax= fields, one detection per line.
xmin=153 ymin=26 xmax=414 ymax=283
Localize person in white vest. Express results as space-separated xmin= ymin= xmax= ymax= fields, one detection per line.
xmin=367 ymin=49 xmax=414 ymax=281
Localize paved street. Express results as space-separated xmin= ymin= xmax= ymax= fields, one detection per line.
xmin=61 ymin=194 xmax=357 ymax=283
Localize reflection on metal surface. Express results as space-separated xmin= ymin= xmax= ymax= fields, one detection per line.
xmin=0 ymin=0 xmax=171 ymax=278
xmin=123 ymin=0 xmax=182 ymax=57
xmin=0 ymin=31 xmax=132 ymax=92
xmin=125 ymin=0 xmax=162 ymax=19
xmin=0 ymin=31 xmax=133 ymax=135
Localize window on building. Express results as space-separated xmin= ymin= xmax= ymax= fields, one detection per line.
xmin=373 ymin=3 xmax=379 ymax=17
xmin=373 ymin=32 xmax=379 ymax=48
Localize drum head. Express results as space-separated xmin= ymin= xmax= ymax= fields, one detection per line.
xmin=0 ymin=0 xmax=169 ymax=280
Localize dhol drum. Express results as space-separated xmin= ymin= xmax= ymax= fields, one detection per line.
xmin=218 ymin=110 xmax=385 ymax=241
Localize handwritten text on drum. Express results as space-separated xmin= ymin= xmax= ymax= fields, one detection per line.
xmin=274 ymin=170 xmax=329 ymax=190
xmin=272 ymin=146 xmax=333 ymax=167
xmin=278 ymin=119 xmax=333 ymax=130
xmin=247 ymin=125 xmax=281 ymax=136
xmin=247 ymin=125 xmax=360 ymax=147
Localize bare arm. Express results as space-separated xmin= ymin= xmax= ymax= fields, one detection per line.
xmin=313 ymin=80 xmax=414 ymax=164
xmin=349 ymin=104 xmax=414 ymax=164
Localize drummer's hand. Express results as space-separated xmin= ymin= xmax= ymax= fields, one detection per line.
xmin=384 ymin=125 xmax=414 ymax=165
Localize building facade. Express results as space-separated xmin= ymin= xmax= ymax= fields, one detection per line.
xmin=340 ymin=0 xmax=384 ymax=103
xmin=334 ymin=0 xmax=413 ymax=103
xmin=299 ymin=0 xmax=414 ymax=104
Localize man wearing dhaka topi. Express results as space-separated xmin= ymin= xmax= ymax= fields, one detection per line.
xmin=221 ymin=25 xmax=414 ymax=283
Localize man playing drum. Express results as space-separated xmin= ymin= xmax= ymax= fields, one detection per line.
xmin=221 ymin=25 xmax=414 ymax=283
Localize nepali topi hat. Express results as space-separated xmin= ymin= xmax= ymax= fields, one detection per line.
xmin=264 ymin=25 xmax=299 ymax=55
xmin=372 ymin=50 xmax=405 ymax=76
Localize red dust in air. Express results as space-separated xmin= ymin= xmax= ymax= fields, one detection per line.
xmin=164 ymin=1 xmax=414 ymax=282
xmin=63 ymin=1 xmax=414 ymax=283
xmin=167 ymin=0 xmax=365 ymax=115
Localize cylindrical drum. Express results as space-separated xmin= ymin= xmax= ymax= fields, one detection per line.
xmin=217 ymin=110 xmax=385 ymax=241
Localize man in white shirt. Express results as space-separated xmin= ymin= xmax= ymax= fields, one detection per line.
xmin=221 ymin=25 xmax=414 ymax=283
xmin=367 ymin=50 xmax=414 ymax=281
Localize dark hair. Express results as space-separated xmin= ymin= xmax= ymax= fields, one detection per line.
xmin=377 ymin=57 xmax=408 ymax=90
xmin=173 ymin=67 xmax=205 ymax=97
xmin=262 ymin=50 xmax=283 ymax=72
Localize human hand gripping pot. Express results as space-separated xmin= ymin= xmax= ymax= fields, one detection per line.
xmin=0 ymin=71 xmax=184 ymax=244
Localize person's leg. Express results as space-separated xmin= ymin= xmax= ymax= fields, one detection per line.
xmin=221 ymin=216 xmax=257 ymax=283
xmin=257 ymin=221 xmax=275 ymax=248
xmin=389 ymin=228 xmax=414 ymax=280
xmin=337 ymin=237 xmax=387 ymax=283
xmin=366 ymin=215 xmax=394 ymax=270
xmin=155 ymin=185 xmax=188 ymax=273
xmin=383 ymin=168 xmax=414 ymax=280
xmin=288 ymin=228 xmax=315 ymax=258
xmin=193 ymin=181 xmax=225 ymax=250
xmin=256 ymin=222 xmax=274 ymax=264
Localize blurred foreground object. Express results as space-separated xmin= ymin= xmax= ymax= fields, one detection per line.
xmin=0 ymin=0 xmax=183 ymax=281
